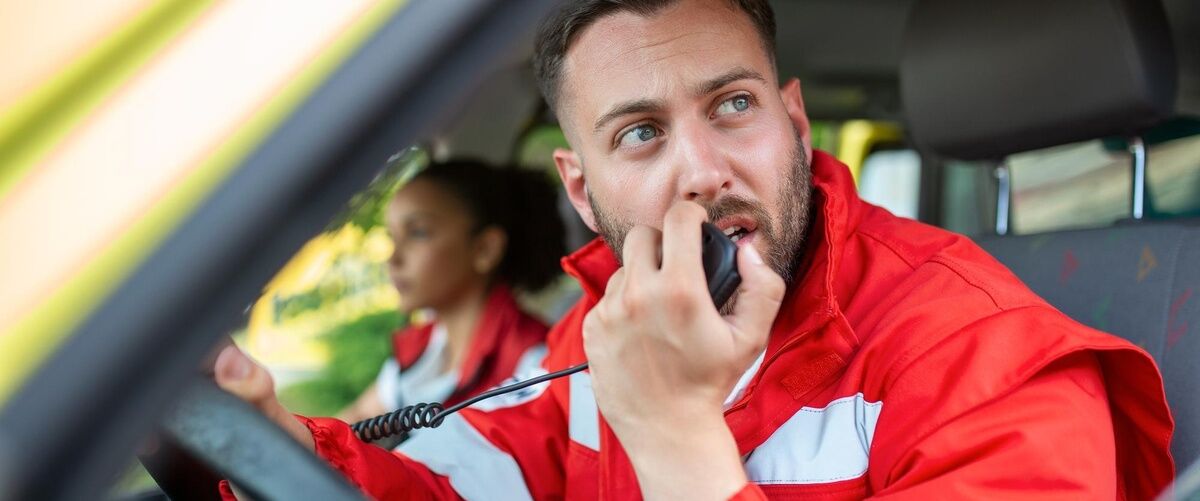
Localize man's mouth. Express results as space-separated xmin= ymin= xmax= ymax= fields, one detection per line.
xmin=715 ymin=217 xmax=758 ymax=246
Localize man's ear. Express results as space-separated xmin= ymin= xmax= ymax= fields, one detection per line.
xmin=473 ymin=226 xmax=507 ymax=276
xmin=553 ymin=147 xmax=599 ymax=232
xmin=780 ymin=78 xmax=813 ymax=162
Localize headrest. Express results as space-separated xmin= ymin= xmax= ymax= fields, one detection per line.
xmin=900 ymin=0 xmax=1178 ymax=161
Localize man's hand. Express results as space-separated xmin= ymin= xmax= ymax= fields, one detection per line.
xmin=213 ymin=344 xmax=316 ymax=452
xmin=582 ymin=202 xmax=786 ymax=500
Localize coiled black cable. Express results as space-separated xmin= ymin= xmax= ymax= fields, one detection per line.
xmin=352 ymin=402 xmax=445 ymax=442
xmin=352 ymin=362 xmax=589 ymax=442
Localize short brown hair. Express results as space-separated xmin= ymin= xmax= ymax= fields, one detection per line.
xmin=532 ymin=0 xmax=777 ymax=113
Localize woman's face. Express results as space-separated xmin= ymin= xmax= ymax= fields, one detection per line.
xmin=385 ymin=179 xmax=487 ymax=312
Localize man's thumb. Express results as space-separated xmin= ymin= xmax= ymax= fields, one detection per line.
xmin=728 ymin=245 xmax=786 ymax=343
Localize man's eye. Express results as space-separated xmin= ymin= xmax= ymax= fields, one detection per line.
xmin=618 ymin=124 xmax=659 ymax=148
xmin=714 ymin=95 xmax=753 ymax=116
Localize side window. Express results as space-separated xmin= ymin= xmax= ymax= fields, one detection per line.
xmin=247 ymin=147 xmax=428 ymax=415
xmin=516 ymin=125 xmax=569 ymax=173
xmin=833 ymin=120 xmax=919 ymax=221
xmin=809 ymin=120 xmax=841 ymax=155
xmin=858 ymin=149 xmax=921 ymax=220
xmin=939 ymin=160 xmax=996 ymax=236
xmin=1008 ymin=131 xmax=1200 ymax=234
xmin=113 ymin=148 xmax=428 ymax=494
xmin=1145 ymin=132 xmax=1200 ymax=217
xmin=1005 ymin=140 xmax=1132 ymax=234
xmin=514 ymin=124 xmax=587 ymax=322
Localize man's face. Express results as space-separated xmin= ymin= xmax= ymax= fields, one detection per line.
xmin=553 ymin=0 xmax=814 ymax=284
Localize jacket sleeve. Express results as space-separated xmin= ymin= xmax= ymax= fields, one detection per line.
xmin=218 ymin=358 xmax=571 ymax=501
xmin=324 ymin=367 xmax=569 ymax=500
xmin=726 ymin=351 xmax=1117 ymax=500
xmin=867 ymin=351 xmax=1118 ymax=499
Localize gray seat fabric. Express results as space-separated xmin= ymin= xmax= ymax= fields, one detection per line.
xmin=975 ymin=221 xmax=1200 ymax=467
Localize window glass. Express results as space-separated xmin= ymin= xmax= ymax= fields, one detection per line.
xmin=939 ymin=160 xmax=995 ymax=236
xmin=858 ymin=149 xmax=921 ymax=220
xmin=1146 ymin=133 xmax=1200 ymax=217
xmin=109 ymin=149 xmax=426 ymax=496
xmin=938 ymin=124 xmax=1200 ymax=236
xmin=1008 ymin=132 xmax=1200 ymax=234
xmin=809 ymin=120 xmax=841 ymax=155
xmin=516 ymin=125 xmax=569 ymax=174
xmin=1007 ymin=140 xmax=1131 ymax=234
xmin=254 ymin=148 xmax=427 ymax=416
xmin=513 ymin=124 xmax=587 ymax=322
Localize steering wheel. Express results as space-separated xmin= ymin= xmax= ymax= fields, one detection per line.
xmin=140 ymin=379 xmax=366 ymax=501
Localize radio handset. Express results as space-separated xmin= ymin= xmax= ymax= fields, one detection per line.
xmin=700 ymin=221 xmax=742 ymax=310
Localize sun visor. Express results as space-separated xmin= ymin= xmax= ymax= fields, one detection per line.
xmin=900 ymin=0 xmax=1178 ymax=161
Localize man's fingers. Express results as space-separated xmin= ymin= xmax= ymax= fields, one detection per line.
xmin=660 ymin=202 xmax=707 ymax=275
xmin=622 ymin=226 xmax=663 ymax=274
xmin=727 ymin=245 xmax=785 ymax=347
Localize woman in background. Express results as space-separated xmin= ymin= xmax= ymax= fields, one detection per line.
xmin=338 ymin=160 xmax=566 ymax=423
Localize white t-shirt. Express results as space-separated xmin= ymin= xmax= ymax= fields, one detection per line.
xmin=374 ymin=323 xmax=459 ymax=411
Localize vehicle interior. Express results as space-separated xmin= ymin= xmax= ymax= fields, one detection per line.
xmin=0 ymin=0 xmax=1197 ymax=499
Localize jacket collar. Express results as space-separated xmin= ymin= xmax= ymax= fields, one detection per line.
xmin=560 ymin=150 xmax=863 ymax=345
xmin=394 ymin=284 xmax=522 ymax=388
xmin=455 ymin=284 xmax=520 ymax=387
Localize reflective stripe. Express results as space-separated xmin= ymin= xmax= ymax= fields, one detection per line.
xmin=374 ymin=358 xmax=402 ymax=410
xmin=468 ymin=344 xmax=552 ymax=413
xmin=398 ymin=413 xmax=533 ymax=501
xmin=514 ymin=343 xmax=548 ymax=375
xmin=466 ymin=367 xmax=550 ymax=412
xmin=566 ymin=352 xmax=761 ymax=451
xmin=568 ymin=371 xmax=599 ymax=451
xmin=744 ymin=393 xmax=882 ymax=485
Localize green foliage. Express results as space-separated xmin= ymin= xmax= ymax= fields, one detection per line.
xmin=327 ymin=147 xmax=429 ymax=231
xmin=272 ymin=254 xmax=393 ymax=321
xmin=276 ymin=150 xmax=423 ymax=416
xmin=277 ymin=309 xmax=405 ymax=416
xmin=516 ymin=125 xmax=569 ymax=175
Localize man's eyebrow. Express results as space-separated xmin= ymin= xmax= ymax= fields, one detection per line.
xmin=593 ymin=99 xmax=666 ymax=133
xmin=693 ymin=68 xmax=767 ymax=98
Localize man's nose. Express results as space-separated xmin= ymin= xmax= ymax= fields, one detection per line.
xmin=674 ymin=126 xmax=733 ymax=203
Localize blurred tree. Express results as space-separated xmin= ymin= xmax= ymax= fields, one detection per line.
xmin=277 ymin=309 xmax=404 ymax=416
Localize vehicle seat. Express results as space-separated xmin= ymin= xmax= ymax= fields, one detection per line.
xmin=975 ymin=223 xmax=1200 ymax=466
xmin=900 ymin=0 xmax=1198 ymax=472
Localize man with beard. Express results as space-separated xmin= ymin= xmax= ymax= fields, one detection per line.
xmin=215 ymin=0 xmax=1175 ymax=499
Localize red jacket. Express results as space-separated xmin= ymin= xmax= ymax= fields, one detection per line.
xmin=236 ymin=151 xmax=1175 ymax=500
xmin=390 ymin=285 xmax=549 ymax=408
